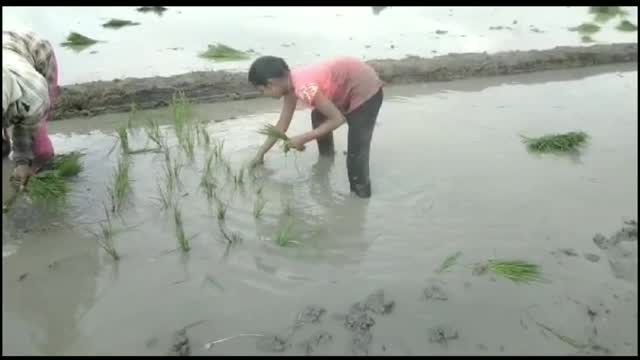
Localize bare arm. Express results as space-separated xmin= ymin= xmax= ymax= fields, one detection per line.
xmin=256 ymin=93 xmax=298 ymax=159
xmin=294 ymin=92 xmax=346 ymax=145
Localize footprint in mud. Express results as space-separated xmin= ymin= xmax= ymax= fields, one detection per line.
xmin=351 ymin=329 xmax=373 ymax=355
xmin=295 ymin=305 xmax=326 ymax=326
xmin=298 ymin=331 xmax=333 ymax=355
xmin=584 ymin=253 xmax=601 ymax=263
xmin=256 ymin=334 xmax=290 ymax=353
xmin=592 ymin=220 xmax=637 ymax=282
xmin=356 ymin=289 xmax=395 ymax=315
xmin=423 ymin=281 xmax=448 ymax=301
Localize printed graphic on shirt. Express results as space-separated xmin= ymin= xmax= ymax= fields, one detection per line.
xmin=296 ymin=83 xmax=319 ymax=106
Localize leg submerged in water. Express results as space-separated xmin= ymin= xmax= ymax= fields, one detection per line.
xmin=311 ymin=109 xmax=336 ymax=156
xmin=346 ymin=88 xmax=383 ymax=199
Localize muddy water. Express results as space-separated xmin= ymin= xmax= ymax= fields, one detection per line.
xmin=3 ymin=6 xmax=638 ymax=85
xmin=2 ymin=65 xmax=637 ymax=355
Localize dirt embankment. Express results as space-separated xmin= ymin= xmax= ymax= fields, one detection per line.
xmin=54 ymin=43 xmax=637 ymax=120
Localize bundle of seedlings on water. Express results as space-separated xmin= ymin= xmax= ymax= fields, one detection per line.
xmin=25 ymin=172 xmax=69 ymax=202
xmin=60 ymin=32 xmax=100 ymax=51
xmin=108 ymin=154 xmax=131 ymax=213
xmin=136 ymin=6 xmax=167 ymax=15
xmin=520 ymin=131 xmax=589 ymax=153
xmin=569 ymin=23 xmax=601 ymax=35
xmin=89 ymin=204 xmax=120 ymax=261
xmin=435 ymin=251 xmax=462 ymax=274
xmin=102 ymin=18 xmax=140 ymax=29
xmin=253 ymin=193 xmax=267 ymax=219
xmin=199 ymin=43 xmax=251 ymax=61
xmin=589 ymin=7 xmax=628 ymax=23
xmin=275 ymin=221 xmax=300 ymax=247
xmin=174 ymin=205 xmax=191 ymax=252
xmin=616 ymin=20 xmax=637 ymax=32
xmin=52 ymin=151 xmax=84 ymax=178
xmin=257 ymin=124 xmax=304 ymax=153
xmin=474 ymin=260 xmax=545 ymax=284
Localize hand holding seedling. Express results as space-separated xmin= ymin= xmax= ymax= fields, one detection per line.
xmin=287 ymin=134 xmax=307 ymax=151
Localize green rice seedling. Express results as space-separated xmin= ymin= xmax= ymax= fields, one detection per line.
xmin=143 ymin=118 xmax=165 ymax=149
xmin=109 ymin=155 xmax=131 ymax=213
xmin=126 ymin=103 xmax=138 ymax=129
xmin=198 ymin=43 xmax=250 ymax=61
xmin=535 ymin=322 xmax=588 ymax=349
xmin=197 ymin=123 xmax=211 ymax=150
xmin=102 ymin=18 xmax=140 ymax=29
xmin=213 ymin=140 xmax=225 ymax=159
xmin=568 ymin=23 xmax=601 ymax=35
xmin=200 ymin=151 xmax=217 ymax=201
xmin=60 ymin=32 xmax=100 ymax=51
xmin=233 ymin=168 xmax=245 ymax=188
xmin=589 ymin=7 xmax=628 ymax=23
xmin=174 ymin=205 xmax=191 ymax=252
xmin=116 ymin=126 xmax=130 ymax=154
xmin=581 ymin=35 xmax=595 ymax=43
xmin=162 ymin=147 xmax=183 ymax=192
xmin=171 ymin=92 xmax=191 ymax=137
xmin=257 ymin=124 xmax=304 ymax=153
xmin=89 ymin=204 xmax=120 ymax=261
xmin=520 ymin=131 xmax=589 ymax=153
xmin=181 ymin=125 xmax=197 ymax=161
xmin=52 ymin=152 xmax=83 ymax=178
xmin=253 ymin=194 xmax=267 ymax=219
xmin=219 ymin=223 xmax=242 ymax=245
xmin=474 ymin=260 xmax=545 ymax=284
xmin=275 ymin=221 xmax=300 ymax=247
xmin=282 ymin=200 xmax=294 ymax=217
xmin=616 ymin=20 xmax=637 ymax=32
xmin=156 ymin=178 xmax=174 ymax=209
xmin=435 ymin=251 xmax=462 ymax=274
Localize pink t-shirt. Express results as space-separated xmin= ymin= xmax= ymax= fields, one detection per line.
xmin=290 ymin=57 xmax=383 ymax=114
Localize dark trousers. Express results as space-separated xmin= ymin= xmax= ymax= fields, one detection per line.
xmin=310 ymin=88 xmax=383 ymax=198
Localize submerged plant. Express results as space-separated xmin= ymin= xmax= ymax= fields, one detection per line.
xmin=199 ymin=43 xmax=251 ymax=61
xmin=474 ymin=260 xmax=545 ymax=284
xmin=174 ymin=205 xmax=191 ymax=252
xmin=53 ymin=152 xmax=84 ymax=178
xmin=109 ymin=155 xmax=131 ymax=213
xmin=275 ymin=221 xmax=299 ymax=247
xmin=102 ymin=18 xmax=140 ymax=29
xmin=116 ymin=126 xmax=130 ymax=154
xmin=435 ymin=251 xmax=462 ymax=274
xmin=520 ymin=131 xmax=589 ymax=153
xmin=215 ymin=197 xmax=228 ymax=221
xmin=144 ymin=118 xmax=165 ymax=149
xmin=200 ymin=150 xmax=217 ymax=201
xmin=253 ymin=194 xmax=267 ymax=219
xmin=90 ymin=204 xmax=120 ymax=261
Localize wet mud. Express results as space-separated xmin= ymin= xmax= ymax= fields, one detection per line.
xmin=53 ymin=43 xmax=637 ymax=120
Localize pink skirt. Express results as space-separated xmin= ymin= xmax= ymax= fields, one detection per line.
xmin=32 ymin=53 xmax=58 ymax=169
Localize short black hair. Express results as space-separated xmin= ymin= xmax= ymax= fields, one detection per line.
xmin=248 ymin=56 xmax=290 ymax=86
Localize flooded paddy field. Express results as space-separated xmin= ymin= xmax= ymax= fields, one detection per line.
xmin=2 ymin=64 xmax=637 ymax=355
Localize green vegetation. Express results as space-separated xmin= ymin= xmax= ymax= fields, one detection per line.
xmin=108 ymin=155 xmax=131 ymax=213
xmin=476 ymin=260 xmax=545 ymax=284
xmin=257 ymin=124 xmax=303 ymax=153
xmin=53 ymin=152 xmax=84 ymax=178
xmin=61 ymin=32 xmax=100 ymax=51
xmin=435 ymin=251 xmax=462 ymax=274
xmin=90 ymin=204 xmax=121 ymax=261
xmin=199 ymin=44 xmax=251 ymax=61
xmin=137 ymin=6 xmax=167 ymax=15
xmin=102 ymin=19 xmax=140 ymax=29
xmin=253 ymin=194 xmax=267 ymax=219
xmin=275 ymin=221 xmax=299 ymax=247
xmin=174 ymin=206 xmax=191 ymax=252
xmin=589 ymin=7 xmax=628 ymax=23
xmin=616 ymin=20 xmax=637 ymax=32
xmin=521 ymin=131 xmax=589 ymax=153
xmin=569 ymin=23 xmax=601 ymax=35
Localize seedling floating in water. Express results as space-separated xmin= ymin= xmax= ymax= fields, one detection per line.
xmin=589 ymin=7 xmax=628 ymax=23
xmin=53 ymin=151 xmax=84 ymax=178
xmin=199 ymin=43 xmax=251 ymax=61
xmin=435 ymin=251 xmax=462 ymax=274
xmin=136 ymin=6 xmax=167 ymax=15
xmin=520 ymin=131 xmax=589 ymax=153
xmin=61 ymin=32 xmax=100 ymax=51
xmin=102 ymin=18 xmax=140 ymax=29
xmin=275 ymin=221 xmax=300 ymax=247
xmin=474 ymin=260 xmax=545 ymax=284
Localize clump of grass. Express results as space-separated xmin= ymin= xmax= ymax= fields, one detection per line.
xmin=200 ymin=150 xmax=217 ymax=201
xmin=61 ymin=32 xmax=100 ymax=51
xmin=589 ymin=7 xmax=628 ymax=23
xmin=199 ymin=43 xmax=251 ymax=61
xmin=275 ymin=221 xmax=300 ymax=247
xmin=257 ymin=124 xmax=303 ymax=153
xmin=109 ymin=155 xmax=131 ymax=213
xmin=116 ymin=126 xmax=130 ymax=154
xmin=435 ymin=251 xmax=462 ymax=274
xmin=174 ymin=206 xmax=191 ymax=252
xmin=162 ymin=147 xmax=183 ymax=193
xmin=53 ymin=152 xmax=84 ymax=178
xmin=475 ymin=260 xmax=545 ymax=284
xmin=520 ymin=131 xmax=589 ymax=153
xmin=253 ymin=194 xmax=267 ymax=219
xmin=89 ymin=204 xmax=120 ymax=261
xmin=569 ymin=23 xmax=601 ymax=35
xmin=616 ymin=20 xmax=637 ymax=32
xmin=137 ymin=6 xmax=167 ymax=15
xmin=102 ymin=18 xmax=140 ymax=29
xmin=170 ymin=92 xmax=197 ymax=160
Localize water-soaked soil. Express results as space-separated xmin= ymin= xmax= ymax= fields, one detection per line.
xmin=2 ymin=65 xmax=637 ymax=356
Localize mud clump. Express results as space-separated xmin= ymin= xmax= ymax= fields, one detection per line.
xmin=584 ymin=253 xmax=601 ymax=263
xmin=168 ymin=329 xmax=190 ymax=356
xmin=340 ymin=289 xmax=395 ymax=355
xmin=53 ymin=44 xmax=637 ymax=120
xmin=298 ymin=331 xmax=333 ymax=355
xmin=592 ymin=220 xmax=637 ymax=282
xmin=423 ymin=282 xmax=448 ymax=301
xmin=295 ymin=305 xmax=326 ymax=326
xmin=558 ymin=248 xmax=579 ymax=257
xmin=428 ymin=325 xmax=459 ymax=345
xmin=256 ymin=335 xmax=290 ymax=353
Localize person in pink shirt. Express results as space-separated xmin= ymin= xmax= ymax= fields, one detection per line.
xmin=249 ymin=56 xmax=383 ymax=198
